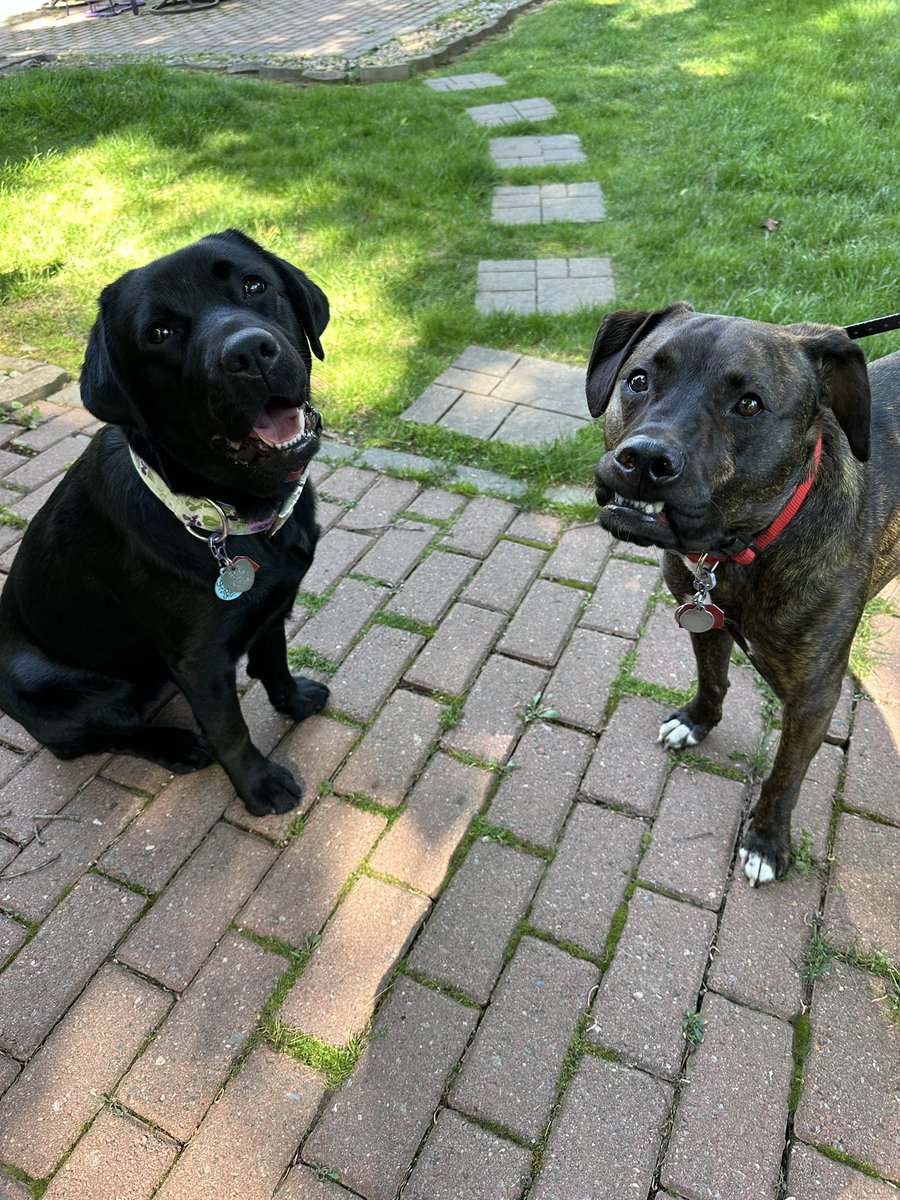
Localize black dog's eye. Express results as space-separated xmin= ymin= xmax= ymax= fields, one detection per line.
xmin=242 ymin=276 xmax=267 ymax=298
xmin=147 ymin=324 xmax=174 ymax=345
xmin=734 ymin=394 xmax=763 ymax=417
xmin=626 ymin=370 xmax=649 ymax=393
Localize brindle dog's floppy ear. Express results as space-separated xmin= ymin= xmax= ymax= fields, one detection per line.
xmin=214 ymin=229 xmax=329 ymax=362
xmin=80 ymin=287 xmax=139 ymax=426
xmin=585 ymin=303 xmax=694 ymax=418
xmin=792 ymin=323 xmax=871 ymax=462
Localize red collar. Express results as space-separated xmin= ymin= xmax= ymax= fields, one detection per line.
xmin=687 ymin=436 xmax=823 ymax=567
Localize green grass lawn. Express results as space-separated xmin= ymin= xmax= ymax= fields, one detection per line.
xmin=1 ymin=0 xmax=897 ymax=506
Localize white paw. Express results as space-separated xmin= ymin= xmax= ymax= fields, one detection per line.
xmin=738 ymin=847 xmax=776 ymax=887
xmin=658 ymin=717 xmax=699 ymax=750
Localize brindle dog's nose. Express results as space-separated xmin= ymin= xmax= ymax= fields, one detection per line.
xmin=614 ymin=436 xmax=685 ymax=487
xmin=221 ymin=327 xmax=281 ymax=377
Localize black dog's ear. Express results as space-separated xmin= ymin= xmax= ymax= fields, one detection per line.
xmin=275 ymin=258 xmax=329 ymax=362
xmin=793 ymin=323 xmax=871 ymax=462
xmin=213 ymin=229 xmax=329 ymax=362
xmin=80 ymin=287 xmax=138 ymax=426
xmin=585 ymin=303 xmax=694 ymax=417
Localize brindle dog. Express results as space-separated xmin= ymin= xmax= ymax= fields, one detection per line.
xmin=587 ymin=303 xmax=900 ymax=884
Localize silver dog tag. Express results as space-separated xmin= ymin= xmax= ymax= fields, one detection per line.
xmin=214 ymin=557 xmax=258 ymax=601
xmin=675 ymin=602 xmax=725 ymax=633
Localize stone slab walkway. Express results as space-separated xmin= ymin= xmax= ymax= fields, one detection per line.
xmin=1 ymin=359 xmax=898 ymax=1200
xmin=475 ymin=256 xmax=616 ymax=315
xmin=492 ymin=182 xmax=607 ymax=225
xmin=424 ymin=70 xmax=505 ymax=91
xmin=488 ymin=133 xmax=585 ymax=168
xmin=466 ymin=97 xmax=558 ymax=126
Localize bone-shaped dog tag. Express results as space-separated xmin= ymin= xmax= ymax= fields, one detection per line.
xmin=675 ymin=602 xmax=725 ymax=633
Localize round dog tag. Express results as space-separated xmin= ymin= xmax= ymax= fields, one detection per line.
xmin=214 ymin=557 xmax=259 ymax=601
xmin=675 ymin=603 xmax=715 ymax=632
xmin=675 ymin=602 xmax=725 ymax=633
xmin=215 ymin=569 xmax=242 ymax=601
xmin=225 ymin=557 xmax=258 ymax=592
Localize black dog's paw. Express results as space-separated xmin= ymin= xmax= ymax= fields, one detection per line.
xmin=273 ymin=677 xmax=330 ymax=723
xmin=738 ymin=825 xmax=791 ymax=886
xmin=658 ymin=707 xmax=712 ymax=751
xmin=242 ymin=761 xmax=304 ymax=816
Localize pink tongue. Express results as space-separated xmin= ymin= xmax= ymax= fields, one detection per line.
xmin=252 ymin=404 xmax=302 ymax=446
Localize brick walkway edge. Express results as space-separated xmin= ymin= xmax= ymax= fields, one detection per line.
xmin=0 ymin=359 xmax=898 ymax=1199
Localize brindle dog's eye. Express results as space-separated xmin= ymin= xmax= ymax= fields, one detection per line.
xmin=626 ymin=370 xmax=649 ymax=393
xmin=242 ymin=276 xmax=267 ymax=297
xmin=148 ymin=325 xmax=174 ymax=344
xmin=734 ymin=394 xmax=763 ymax=417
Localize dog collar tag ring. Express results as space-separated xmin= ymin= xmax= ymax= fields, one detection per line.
xmin=674 ymin=553 xmax=725 ymax=632
xmin=675 ymin=601 xmax=725 ymax=633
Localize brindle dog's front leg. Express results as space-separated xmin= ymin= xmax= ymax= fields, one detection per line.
xmin=740 ymin=683 xmax=841 ymax=885
xmin=658 ymin=626 xmax=734 ymax=750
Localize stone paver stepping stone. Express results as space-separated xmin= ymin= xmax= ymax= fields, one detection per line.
xmin=425 ymin=72 xmax=506 ymax=92
xmin=476 ymin=257 xmax=615 ymax=315
xmin=401 ymin=345 xmax=590 ymax=447
xmin=466 ymin=97 xmax=558 ymax=126
xmin=492 ymin=183 xmax=605 ymax=225
xmin=489 ymin=134 xmax=585 ymax=168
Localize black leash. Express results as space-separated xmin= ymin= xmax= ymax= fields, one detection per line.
xmin=844 ymin=312 xmax=900 ymax=340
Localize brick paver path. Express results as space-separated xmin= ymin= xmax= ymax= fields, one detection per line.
xmin=1 ymin=360 xmax=898 ymax=1198
xmin=1 ymin=0 xmax=504 ymax=61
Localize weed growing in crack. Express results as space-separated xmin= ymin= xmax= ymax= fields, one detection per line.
xmin=681 ymin=1009 xmax=706 ymax=1048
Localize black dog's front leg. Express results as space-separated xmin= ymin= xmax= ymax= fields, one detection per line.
xmin=658 ymin=626 xmax=734 ymax=750
xmin=246 ymin=618 xmax=329 ymax=722
xmin=172 ymin=659 xmax=302 ymax=816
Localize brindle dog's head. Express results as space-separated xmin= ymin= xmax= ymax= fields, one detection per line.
xmin=80 ymin=229 xmax=329 ymax=498
xmin=586 ymin=304 xmax=871 ymax=554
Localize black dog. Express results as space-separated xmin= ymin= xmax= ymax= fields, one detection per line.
xmin=0 ymin=230 xmax=330 ymax=816
xmin=587 ymin=303 xmax=900 ymax=883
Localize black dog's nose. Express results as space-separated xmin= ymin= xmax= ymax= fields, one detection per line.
xmin=221 ymin=328 xmax=281 ymax=377
xmin=614 ymin=436 xmax=685 ymax=486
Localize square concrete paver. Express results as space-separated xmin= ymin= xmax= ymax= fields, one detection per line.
xmin=476 ymin=257 xmax=616 ymax=315
xmin=401 ymin=345 xmax=591 ymax=446
xmin=492 ymin=183 xmax=606 ymax=224
xmin=425 ymin=72 xmax=506 ymax=92
xmin=489 ymin=134 xmax=585 ymax=167
xmin=466 ymin=97 xmax=558 ymax=126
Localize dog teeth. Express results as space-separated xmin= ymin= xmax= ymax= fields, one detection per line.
xmin=274 ymin=429 xmax=309 ymax=450
xmin=614 ymin=494 xmax=664 ymax=515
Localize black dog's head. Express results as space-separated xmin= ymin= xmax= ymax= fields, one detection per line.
xmin=585 ymin=303 xmax=871 ymax=553
xmin=81 ymin=229 xmax=329 ymax=496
